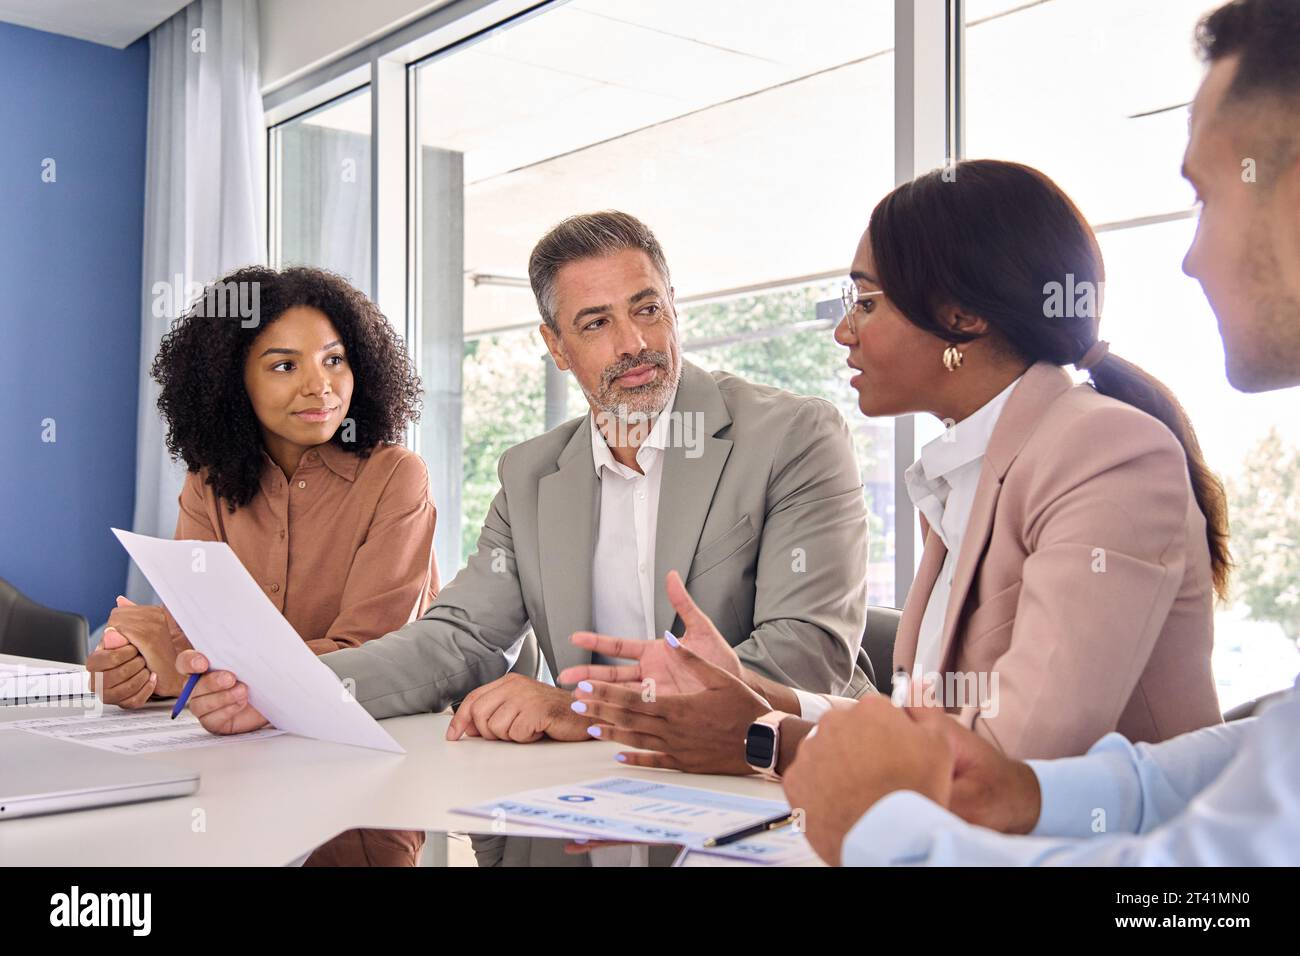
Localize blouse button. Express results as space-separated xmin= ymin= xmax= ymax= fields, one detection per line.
xmin=269 ymin=583 xmax=280 ymax=593
xmin=297 ymin=480 xmax=306 ymax=489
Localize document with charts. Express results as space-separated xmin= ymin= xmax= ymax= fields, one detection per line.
xmin=454 ymin=776 xmax=818 ymax=865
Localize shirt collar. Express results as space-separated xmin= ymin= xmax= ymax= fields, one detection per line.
xmin=589 ymin=385 xmax=679 ymax=477
xmin=917 ymin=375 xmax=1022 ymax=482
xmin=315 ymin=440 xmax=362 ymax=481
xmin=258 ymin=440 xmax=361 ymax=490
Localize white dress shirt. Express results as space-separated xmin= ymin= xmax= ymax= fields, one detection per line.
xmin=589 ymin=390 xmax=677 ymax=657
xmin=588 ymin=394 xmax=679 ymax=868
xmin=585 ymin=387 xmax=822 ymax=855
xmin=840 ymin=677 xmax=1300 ymax=865
xmin=587 ymin=388 xmax=823 ymax=719
xmin=903 ymin=376 xmax=1021 ymax=679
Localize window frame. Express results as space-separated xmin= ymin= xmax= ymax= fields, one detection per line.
xmin=263 ymin=0 xmax=969 ymax=608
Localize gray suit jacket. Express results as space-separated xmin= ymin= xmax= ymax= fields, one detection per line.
xmin=323 ymin=361 xmax=872 ymax=716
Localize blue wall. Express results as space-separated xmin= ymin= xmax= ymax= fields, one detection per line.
xmin=0 ymin=23 xmax=148 ymax=631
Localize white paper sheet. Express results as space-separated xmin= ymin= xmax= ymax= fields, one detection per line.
xmin=112 ymin=529 xmax=403 ymax=754
xmin=0 ymin=707 xmax=285 ymax=752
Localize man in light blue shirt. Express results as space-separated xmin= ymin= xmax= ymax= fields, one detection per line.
xmin=833 ymin=681 xmax=1298 ymax=865
xmin=782 ymin=0 xmax=1300 ymax=866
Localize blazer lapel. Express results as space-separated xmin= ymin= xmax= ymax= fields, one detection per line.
xmin=539 ymin=420 xmax=599 ymax=680
xmin=932 ymin=362 xmax=1075 ymax=672
xmin=653 ymin=362 xmax=733 ymax=635
xmin=894 ymin=523 xmax=946 ymax=671
xmin=933 ymin=466 xmax=1002 ymax=672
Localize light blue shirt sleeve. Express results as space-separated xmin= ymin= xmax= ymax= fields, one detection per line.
xmin=841 ymin=682 xmax=1299 ymax=866
xmin=1027 ymin=720 xmax=1252 ymax=838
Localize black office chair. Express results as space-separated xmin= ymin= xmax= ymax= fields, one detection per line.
xmin=0 ymin=579 xmax=88 ymax=665
xmin=861 ymin=605 xmax=902 ymax=697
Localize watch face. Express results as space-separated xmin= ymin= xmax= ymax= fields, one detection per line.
xmin=745 ymin=723 xmax=777 ymax=768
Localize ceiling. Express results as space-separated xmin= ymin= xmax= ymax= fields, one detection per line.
xmin=0 ymin=0 xmax=189 ymax=47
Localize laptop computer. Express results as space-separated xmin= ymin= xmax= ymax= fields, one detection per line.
xmin=0 ymin=731 xmax=199 ymax=820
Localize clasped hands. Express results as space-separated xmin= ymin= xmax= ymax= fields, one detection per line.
xmin=84 ymin=596 xmax=188 ymax=705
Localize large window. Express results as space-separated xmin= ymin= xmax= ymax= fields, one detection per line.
xmin=411 ymin=0 xmax=897 ymax=588
xmin=679 ymin=283 xmax=895 ymax=607
xmin=965 ymin=0 xmax=1212 ymax=225
xmin=270 ymin=86 xmax=372 ymax=293
xmin=460 ymin=326 xmax=578 ymax=561
xmin=266 ymin=0 xmax=1300 ymax=708
xmin=966 ymin=0 xmax=1300 ymax=708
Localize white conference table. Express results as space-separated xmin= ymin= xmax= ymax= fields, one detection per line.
xmin=0 ymin=653 xmax=796 ymax=867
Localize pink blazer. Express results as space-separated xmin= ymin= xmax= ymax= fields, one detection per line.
xmin=891 ymin=362 xmax=1221 ymax=759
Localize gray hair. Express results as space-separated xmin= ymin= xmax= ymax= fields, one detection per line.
xmin=527 ymin=210 xmax=672 ymax=332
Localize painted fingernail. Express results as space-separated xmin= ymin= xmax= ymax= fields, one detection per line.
xmin=664 ymin=631 xmax=681 ymax=648
xmin=570 ymin=701 xmax=587 ymax=714
xmin=615 ymin=754 xmax=627 ymax=762
xmin=587 ymin=725 xmax=602 ymax=738
xmin=577 ymin=680 xmax=593 ymax=693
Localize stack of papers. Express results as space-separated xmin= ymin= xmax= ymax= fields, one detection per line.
xmin=0 ymin=662 xmax=92 ymax=706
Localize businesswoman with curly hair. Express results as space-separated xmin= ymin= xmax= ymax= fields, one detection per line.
xmin=85 ymin=266 xmax=436 ymax=865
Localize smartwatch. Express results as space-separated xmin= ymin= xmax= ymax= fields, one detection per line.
xmin=745 ymin=710 xmax=793 ymax=781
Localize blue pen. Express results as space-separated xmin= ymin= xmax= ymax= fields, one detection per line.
xmin=171 ymin=672 xmax=202 ymax=719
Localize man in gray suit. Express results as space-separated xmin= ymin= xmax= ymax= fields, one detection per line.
xmin=179 ymin=210 xmax=871 ymax=742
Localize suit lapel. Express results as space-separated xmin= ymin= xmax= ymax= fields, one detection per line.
xmin=894 ymin=523 xmax=946 ymax=670
xmin=653 ymin=363 xmax=733 ymax=635
xmin=933 ymin=466 xmax=1002 ymax=672
xmin=539 ymin=420 xmax=599 ymax=680
xmin=931 ymin=362 xmax=1074 ymax=672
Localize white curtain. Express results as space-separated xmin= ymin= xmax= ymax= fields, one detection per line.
xmin=124 ymin=0 xmax=265 ymax=604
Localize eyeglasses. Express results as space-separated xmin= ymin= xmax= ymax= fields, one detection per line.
xmin=840 ymin=284 xmax=884 ymax=336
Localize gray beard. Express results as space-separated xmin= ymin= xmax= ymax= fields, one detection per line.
xmin=583 ymin=357 xmax=681 ymax=422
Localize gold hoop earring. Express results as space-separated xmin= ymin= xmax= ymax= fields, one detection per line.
xmin=942 ymin=345 xmax=964 ymax=372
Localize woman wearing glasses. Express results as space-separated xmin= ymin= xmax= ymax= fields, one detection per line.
xmin=562 ymin=159 xmax=1227 ymax=776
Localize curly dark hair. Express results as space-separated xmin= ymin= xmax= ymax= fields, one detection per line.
xmin=152 ymin=265 xmax=422 ymax=510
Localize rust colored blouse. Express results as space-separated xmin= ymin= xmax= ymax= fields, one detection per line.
xmin=164 ymin=441 xmax=436 ymax=866
xmin=170 ymin=441 xmax=439 ymax=655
